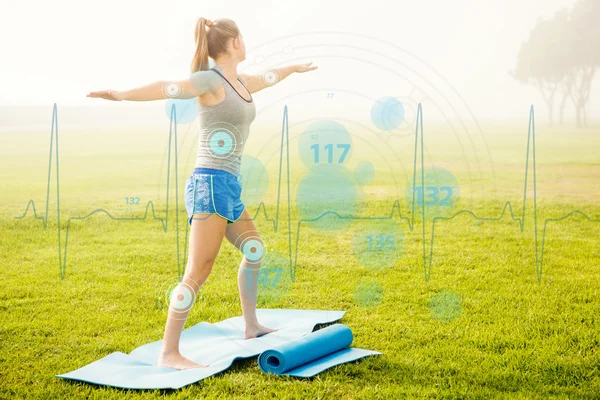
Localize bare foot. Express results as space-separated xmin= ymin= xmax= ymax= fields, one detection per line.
xmin=244 ymin=323 xmax=278 ymax=339
xmin=157 ymin=351 xmax=209 ymax=370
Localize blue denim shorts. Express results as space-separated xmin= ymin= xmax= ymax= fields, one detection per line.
xmin=184 ymin=167 xmax=245 ymax=225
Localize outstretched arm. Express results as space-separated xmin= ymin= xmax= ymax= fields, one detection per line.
xmin=87 ymin=70 xmax=222 ymax=101
xmin=239 ymin=62 xmax=318 ymax=95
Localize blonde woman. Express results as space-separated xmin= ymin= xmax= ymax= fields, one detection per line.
xmin=87 ymin=17 xmax=318 ymax=370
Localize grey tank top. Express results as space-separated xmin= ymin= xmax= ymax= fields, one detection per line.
xmin=194 ymin=65 xmax=256 ymax=175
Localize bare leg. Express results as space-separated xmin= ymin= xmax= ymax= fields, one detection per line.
xmin=157 ymin=213 xmax=227 ymax=369
xmin=225 ymin=208 xmax=278 ymax=339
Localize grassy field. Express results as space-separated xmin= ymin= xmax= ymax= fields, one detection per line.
xmin=0 ymin=119 xmax=599 ymax=399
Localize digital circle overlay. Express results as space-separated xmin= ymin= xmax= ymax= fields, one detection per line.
xmin=233 ymin=230 xmax=267 ymax=266
xmin=353 ymin=280 xmax=384 ymax=308
xmin=428 ymin=289 xmax=462 ymax=323
xmin=242 ymin=251 xmax=293 ymax=306
xmin=164 ymin=98 xmax=199 ymax=124
xmin=262 ymin=70 xmax=280 ymax=85
xmin=298 ymin=120 xmax=353 ymax=171
xmin=164 ymin=82 xmax=182 ymax=98
xmin=351 ymin=218 xmax=405 ymax=270
xmin=242 ymin=238 xmax=265 ymax=263
xmin=245 ymin=31 xmax=496 ymax=211
xmin=239 ymin=155 xmax=269 ymax=206
xmin=370 ymin=96 xmax=405 ymax=131
xmin=204 ymin=122 xmax=244 ymax=167
xmin=295 ymin=164 xmax=361 ymax=233
xmin=156 ymin=276 xmax=203 ymax=321
xmin=354 ymin=160 xmax=375 ymax=186
xmin=405 ymin=165 xmax=460 ymax=220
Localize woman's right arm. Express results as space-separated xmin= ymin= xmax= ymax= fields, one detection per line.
xmin=87 ymin=70 xmax=221 ymax=101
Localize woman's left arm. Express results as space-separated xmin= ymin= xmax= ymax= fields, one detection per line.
xmin=240 ymin=62 xmax=318 ymax=94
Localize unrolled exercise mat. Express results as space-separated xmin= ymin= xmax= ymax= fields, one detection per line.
xmin=55 ymin=309 xmax=351 ymax=389
xmin=258 ymin=323 xmax=381 ymax=377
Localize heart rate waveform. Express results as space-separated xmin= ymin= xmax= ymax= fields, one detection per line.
xmin=291 ymin=104 xmax=599 ymax=282
xmin=13 ymin=103 xmax=599 ymax=282
xmin=15 ymin=105 xmax=181 ymax=278
xmin=13 ymin=104 xmax=292 ymax=279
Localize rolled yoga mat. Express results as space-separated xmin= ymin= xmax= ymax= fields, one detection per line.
xmin=258 ymin=323 xmax=380 ymax=377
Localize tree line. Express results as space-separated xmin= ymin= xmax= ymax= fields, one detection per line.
xmin=511 ymin=0 xmax=599 ymax=128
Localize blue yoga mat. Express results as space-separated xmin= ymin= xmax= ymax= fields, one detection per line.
xmin=258 ymin=323 xmax=379 ymax=377
xmin=55 ymin=309 xmax=380 ymax=390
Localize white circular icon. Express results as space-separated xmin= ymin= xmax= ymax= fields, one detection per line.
xmin=264 ymin=71 xmax=278 ymax=85
xmin=165 ymin=82 xmax=182 ymax=98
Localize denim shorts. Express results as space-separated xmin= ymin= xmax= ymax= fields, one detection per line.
xmin=184 ymin=167 xmax=245 ymax=225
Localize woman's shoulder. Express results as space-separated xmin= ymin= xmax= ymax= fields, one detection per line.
xmin=190 ymin=69 xmax=223 ymax=94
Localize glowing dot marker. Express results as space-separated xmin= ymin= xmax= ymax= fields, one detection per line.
xmin=207 ymin=129 xmax=235 ymax=156
xmin=164 ymin=82 xmax=182 ymax=98
xmin=264 ymin=71 xmax=278 ymax=85
xmin=157 ymin=276 xmax=202 ymax=320
xmin=243 ymin=238 xmax=264 ymax=262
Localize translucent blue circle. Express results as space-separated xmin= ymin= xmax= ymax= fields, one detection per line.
xmin=209 ymin=130 xmax=234 ymax=156
xmin=428 ymin=289 xmax=462 ymax=323
xmin=298 ymin=120 xmax=353 ymax=170
xmin=243 ymin=252 xmax=292 ymax=306
xmin=405 ymin=165 xmax=460 ymax=219
xmin=351 ymin=219 xmax=405 ymax=270
xmin=354 ymin=161 xmax=375 ymax=185
xmin=370 ymin=96 xmax=405 ymax=131
xmin=353 ymin=280 xmax=384 ymax=308
xmin=295 ymin=165 xmax=360 ymax=232
xmin=164 ymin=98 xmax=199 ymax=124
xmin=240 ymin=155 xmax=269 ymax=206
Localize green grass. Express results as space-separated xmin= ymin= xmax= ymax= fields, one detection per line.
xmin=0 ymin=122 xmax=599 ymax=399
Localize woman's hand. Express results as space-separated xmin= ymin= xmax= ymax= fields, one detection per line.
xmin=86 ymin=90 xmax=125 ymax=101
xmin=294 ymin=62 xmax=318 ymax=73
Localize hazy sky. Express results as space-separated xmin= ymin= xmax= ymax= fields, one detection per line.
xmin=0 ymin=0 xmax=595 ymax=123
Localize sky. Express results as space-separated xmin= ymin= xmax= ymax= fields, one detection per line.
xmin=0 ymin=0 xmax=596 ymax=124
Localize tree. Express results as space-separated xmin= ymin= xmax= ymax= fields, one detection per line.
xmin=511 ymin=1 xmax=599 ymax=128
xmin=554 ymin=10 xmax=579 ymax=125
xmin=568 ymin=0 xmax=600 ymax=128
xmin=510 ymin=10 xmax=575 ymax=127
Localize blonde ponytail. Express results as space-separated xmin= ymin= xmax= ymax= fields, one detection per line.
xmin=190 ymin=18 xmax=240 ymax=73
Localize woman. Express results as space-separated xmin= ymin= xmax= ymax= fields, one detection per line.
xmin=87 ymin=17 xmax=318 ymax=370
